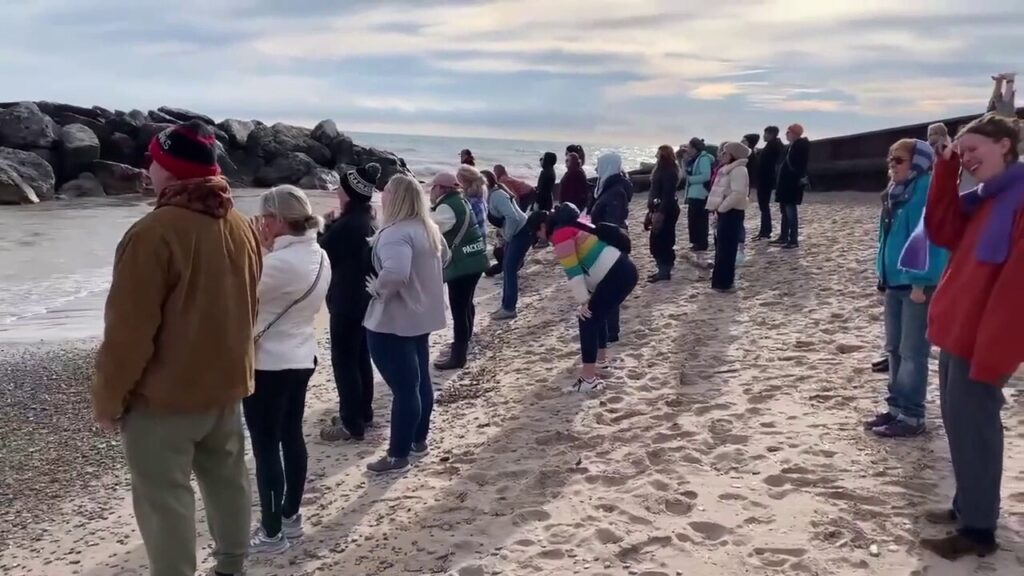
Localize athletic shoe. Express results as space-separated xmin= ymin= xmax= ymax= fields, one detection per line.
xmin=768 ymin=237 xmax=786 ymax=245
xmin=863 ymin=412 xmax=897 ymax=431
xmin=410 ymin=441 xmax=429 ymax=457
xmin=367 ymin=455 xmax=410 ymax=474
xmin=872 ymin=419 xmax=926 ymax=438
xmin=572 ymin=376 xmax=602 ymax=393
xmin=491 ymin=308 xmax=517 ymax=320
xmin=249 ymin=527 xmax=289 ymax=555
xmin=782 ymin=242 xmax=799 ymax=249
xmin=282 ymin=513 xmax=304 ymax=540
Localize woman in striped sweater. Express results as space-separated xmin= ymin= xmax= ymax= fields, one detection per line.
xmin=527 ymin=203 xmax=638 ymax=391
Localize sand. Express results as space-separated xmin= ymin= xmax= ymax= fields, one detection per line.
xmin=2 ymin=192 xmax=1023 ymax=576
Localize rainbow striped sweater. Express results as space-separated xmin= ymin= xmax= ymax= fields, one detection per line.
xmin=551 ymin=224 xmax=623 ymax=303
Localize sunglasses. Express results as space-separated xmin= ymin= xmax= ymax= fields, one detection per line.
xmin=887 ymin=156 xmax=908 ymax=166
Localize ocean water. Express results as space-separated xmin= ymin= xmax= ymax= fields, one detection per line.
xmin=0 ymin=133 xmax=655 ymax=342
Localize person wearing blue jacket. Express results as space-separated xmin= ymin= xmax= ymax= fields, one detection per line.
xmin=864 ymin=139 xmax=949 ymax=439
xmin=683 ymin=138 xmax=715 ymax=251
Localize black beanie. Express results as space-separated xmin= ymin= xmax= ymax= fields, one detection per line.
xmin=743 ymin=133 xmax=761 ymax=148
xmin=688 ymin=137 xmax=705 ymax=152
xmin=341 ymin=163 xmax=381 ymax=201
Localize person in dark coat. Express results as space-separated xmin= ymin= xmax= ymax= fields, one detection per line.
xmin=646 ymin=145 xmax=681 ymax=282
xmin=318 ymin=163 xmax=379 ymax=442
xmin=772 ymin=123 xmax=810 ymax=249
xmin=559 ymin=152 xmax=588 ymax=209
xmin=756 ymin=126 xmax=784 ymax=239
xmin=589 ymin=152 xmax=630 ymax=342
xmin=536 ymin=151 xmax=557 ymax=212
xmin=460 ymin=148 xmax=476 ymax=166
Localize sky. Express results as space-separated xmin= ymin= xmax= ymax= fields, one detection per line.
xmin=1 ymin=0 xmax=1022 ymax=145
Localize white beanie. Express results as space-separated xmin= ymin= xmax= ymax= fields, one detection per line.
xmin=723 ymin=141 xmax=751 ymax=160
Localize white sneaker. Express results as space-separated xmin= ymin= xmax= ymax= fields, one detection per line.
xmin=249 ymin=527 xmax=289 ymax=555
xmin=282 ymin=513 xmax=304 ymax=540
xmin=572 ymin=376 xmax=603 ymax=393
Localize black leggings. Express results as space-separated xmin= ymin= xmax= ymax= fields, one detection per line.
xmin=687 ymin=198 xmax=709 ymax=250
xmin=243 ymin=368 xmax=314 ymax=537
xmin=447 ymin=272 xmax=481 ymax=358
xmin=649 ymin=201 xmax=680 ymax=268
xmin=330 ymin=313 xmax=374 ymax=437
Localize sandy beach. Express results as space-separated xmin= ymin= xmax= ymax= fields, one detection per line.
xmin=2 ymin=192 xmax=1023 ymax=576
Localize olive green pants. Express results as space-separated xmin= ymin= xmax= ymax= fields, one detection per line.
xmin=122 ymin=405 xmax=250 ymax=576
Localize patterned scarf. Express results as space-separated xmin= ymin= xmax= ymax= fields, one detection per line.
xmin=885 ymin=142 xmax=932 ymax=272
xmin=885 ymin=140 xmax=934 ymax=205
xmin=156 ymin=176 xmax=234 ymax=219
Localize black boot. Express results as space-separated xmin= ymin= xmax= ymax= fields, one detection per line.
xmin=434 ymin=342 xmax=468 ymax=370
xmin=647 ymin=265 xmax=671 ymax=283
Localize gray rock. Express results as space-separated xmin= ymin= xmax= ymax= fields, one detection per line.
xmin=104 ymin=113 xmax=143 ymax=139
xmin=221 ymin=149 xmax=261 ymax=187
xmin=91 ymin=105 xmax=115 ymax=120
xmin=255 ymin=152 xmax=317 ymax=187
xmin=298 ymin=168 xmax=341 ymax=190
xmin=147 ymin=109 xmax=180 ymax=124
xmin=157 ymin=106 xmax=215 ymax=126
xmin=60 ymin=124 xmax=101 ymax=179
xmin=127 ymin=109 xmax=148 ymax=126
xmin=36 ymin=101 xmax=103 ymax=121
xmin=58 ymin=172 xmax=105 ymax=198
xmin=217 ymin=119 xmax=254 ymax=149
xmin=48 ymin=110 xmax=106 ymax=139
xmin=0 ymin=146 xmax=56 ymax=199
xmin=246 ymin=123 xmax=312 ymax=160
xmin=0 ymin=161 xmax=39 ymax=204
xmin=136 ymin=123 xmax=175 ymax=155
xmin=27 ymin=147 xmax=60 ymax=182
xmin=311 ymin=119 xmax=340 ymax=147
xmin=0 ymin=102 xmax=57 ymax=149
xmin=89 ymin=160 xmax=152 ymax=196
xmin=101 ymin=132 xmax=137 ymax=166
xmin=213 ymin=127 xmax=230 ymax=147
xmin=304 ymin=139 xmax=332 ymax=167
xmin=330 ymin=135 xmax=356 ymax=166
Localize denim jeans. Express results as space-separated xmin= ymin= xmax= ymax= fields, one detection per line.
xmin=779 ymin=203 xmax=799 ymax=244
xmin=580 ymin=256 xmax=638 ymax=363
xmin=501 ymin=226 xmax=533 ymax=312
xmin=712 ymin=209 xmax=744 ymax=290
xmin=366 ymin=330 xmax=433 ymax=459
xmin=757 ymin=188 xmax=773 ymax=237
xmin=883 ymin=287 xmax=932 ymax=422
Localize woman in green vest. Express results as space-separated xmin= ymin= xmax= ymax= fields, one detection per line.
xmin=429 ymin=172 xmax=490 ymax=369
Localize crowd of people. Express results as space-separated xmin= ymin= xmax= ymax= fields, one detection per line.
xmin=88 ymin=73 xmax=1024 ymax=575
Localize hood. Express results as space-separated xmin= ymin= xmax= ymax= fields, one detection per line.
xmin=743 ymin=133 xmax=761 ymax=148
xmin=549 ymin=201 xmax=581 ymax=232
xmin=156 ymin=176 xmax=234 ymax=218
xmin=541 ymin=151 xmax=558 ymax=170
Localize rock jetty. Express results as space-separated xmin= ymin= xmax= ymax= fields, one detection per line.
xmin=0 ymin=102 xmax=411 ymax=205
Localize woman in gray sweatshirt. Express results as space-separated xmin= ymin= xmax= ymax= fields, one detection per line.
xmin=485 ymin=173 xmax=531 ymax=319
xmin=363 ymin=175 xmax=448 ymax=473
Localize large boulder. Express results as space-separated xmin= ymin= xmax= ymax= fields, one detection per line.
xmin=0 ymin=146 xmax=56 ymax=200
xmin=330 ymin=135 xmax=355 ymax=166
xmin=255 ymin=152 xmax=317 ymax=187
xmin=36 ymin=101 xmax=103 ymax=122
xmin=298 ymin=168 xmax=341 ymax=191
xmin=311 ymin=119 xmax=340 ymax=147
xmin=0 ymin=102 xmax=57 ymax=149
xmin=91 ymin=105 xmax=115 ymax=120
xmin=0 ymin=161 xmax=38 ymax=204
xmin=58 ymin=172 xmax=105 ymax=198
xmin=104 ymin=112 xmax=143 ymax=139
xmin=157 ymin=106 xmax=215 ymax=126
xmin=303 ymin=140 xmax=332 ymax=167
xmin=60 ymin=124 xmax=101 ymax=179
xmin=217 ymin=119 xmax=254 ymax=149
xmin=147 ymin=109 xmax=180 ymax=124
xmin=127 ymin=109 xmax=148 ymax=126
xmin=101 ymin=132 xmax=137 ymax=166
xmin=136 ymin=122 xmax=175 ymax=155
xmin=90 ymin=160 xmax=152 ymax=196
xmin=221 ymin=149 xmax=261 ymax=188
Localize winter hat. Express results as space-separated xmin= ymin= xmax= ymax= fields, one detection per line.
xmin=743 ymin=133 xmax=761 ymax=148
xmin=460 ymin=149 xmax=476 ymax=166
xmin=428 ymin=171 xmax=460 ymax=190
xmin=148 ymin=120 xmax=220 ymax=180
xmin=723 ymin=141 xmax=751 ymax=161
xmin=787 ymin=123 xmax=805 ymax=138
xmin=688 ymin=137 xmax=706 ymax=152
xmin=541 ymin=151 xmax=558 ymax=169
xmin=341 ymin=162 xmax=381 ymax=200
xmin=566 ymin=152 xmax=582 ymax=169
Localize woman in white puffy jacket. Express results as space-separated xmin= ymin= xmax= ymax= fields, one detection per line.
xmin=706 ymin=142 xmax=751 ymax=292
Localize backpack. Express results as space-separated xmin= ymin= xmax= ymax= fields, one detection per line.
xmin=569 ymin=220 xmax=631 ymax=255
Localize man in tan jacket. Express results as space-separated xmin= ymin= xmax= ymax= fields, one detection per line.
xmin=92 ymin=121 xmax=262 ymax=576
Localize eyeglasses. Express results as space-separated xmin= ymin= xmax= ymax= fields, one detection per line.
xmin=887 ymin=156 xmax=908 ymax=166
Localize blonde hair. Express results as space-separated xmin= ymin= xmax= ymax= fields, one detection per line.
xmin=382 ymin=174 xmax=444 ymax=254
xmin=889 ymin=138 xmax=916 ymax=159
xmin=261 ymin=185 xmax=322 ymax=234
xmin=456 ymin=165 xmax=487 ymax=199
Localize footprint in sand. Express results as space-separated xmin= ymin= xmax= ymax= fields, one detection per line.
xmin=595 ymin=526 xmax=625 ymax=544
xmin=664 ymin=498 xmax=695 ymax=516
xmin=689 ymin=521 xmax=731 ymax=541
xmin=515 ymin=509 xmax=552 ymax=523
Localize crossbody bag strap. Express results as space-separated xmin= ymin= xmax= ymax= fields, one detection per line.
xmin=255 ymin=252 xmax=326 ymax=343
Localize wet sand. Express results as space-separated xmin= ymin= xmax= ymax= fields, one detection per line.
xmin=2 ymin=192 xmax=1023 ymax=575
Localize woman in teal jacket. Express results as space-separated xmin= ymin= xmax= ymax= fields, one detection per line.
xmin=864 ymin=139 xmax=949 ymax=438
xmin=683 ymin=138 xmax=715 ymax=251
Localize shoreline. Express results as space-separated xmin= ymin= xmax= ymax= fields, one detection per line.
xmin=2 ymin=192 xmax=1022 ymax=575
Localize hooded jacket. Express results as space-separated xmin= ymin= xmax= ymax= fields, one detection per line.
xmin=684 ymin=151 xmax=715 ymax=201
xmin=706 ymin=159 xmax=750 ymax=213
xmin=776 ymin=137 xmax=810 ymax=204
xmin=759 ymin=137 xmax=784 ymax=195
xmin=591 ymin=153 xmax=629 ymax=227
xmin=559 ymin=154 xmax=589 ymax=210
xmin=535 ymin=152 xmax=557 ymax=211
xmin=319 ymin=202 xmax=376 ymax=320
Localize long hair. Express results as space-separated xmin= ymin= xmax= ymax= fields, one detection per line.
xmin=457 ymin=165 xmax=487 ymax=199
xmin=381 ymin=174 xmax=444 ymax=255
xmin=652 ymin=144 xmax=680 ymax=182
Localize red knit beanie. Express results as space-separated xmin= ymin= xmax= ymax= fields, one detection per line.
xmin=148 ymin=120 xmax=221 ymax=180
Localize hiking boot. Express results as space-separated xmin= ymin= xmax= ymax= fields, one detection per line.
xmin=320 ymin=423 xmax=363 ymax=442
xmin=871 ymin=357 xmax=890 ymax=373
xmin=282 ymin=513 xmax=305 ymax=540
xmin=491 ymin=308 xmax=517 ymax=320
xmin=924 ymin=508 xmax=958 ymax=525
xmin=647 ymin=271 xmax=670 ymax=283
xmin=249 ymin=527 xmax=289 ymax=555
xmin=433 ymin=355 xmax=466 ymax=370
xmin=410 ymin=441 xmax=429 ymax=457
xmin=920 ymin=533 xmax=997 ymax=560
xmin=872 ymin=419 xmax=926 ymax=438
xmin=863 ymin=412 xmax=897 ymax=431
xmin=782 ymin=242 xmax=799 ymax=249
xmin=768 ymin=237 xmax=786 ymax=245
xmin=367 ymin=455 xmax=410 ymax=474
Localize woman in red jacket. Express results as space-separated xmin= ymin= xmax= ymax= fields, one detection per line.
xmin=917 ymin=113 xmax=1024 ymax=560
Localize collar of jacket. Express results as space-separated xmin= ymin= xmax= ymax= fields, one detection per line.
xmin=271 ymin=230 xmax=317 ymax=252
xmin=719 ymin=158 xmax=748 ymax=175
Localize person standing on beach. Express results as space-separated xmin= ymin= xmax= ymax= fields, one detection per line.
xmin=536 ymin=152 xmax=557 ymax=212
xmin=772 ymin=124 xmax=810 ymax=249
xmin=494 ymin=164 xmax=537 ymax=211
xmin=429 ymin=172 xmax=489 ymax=370
xmin=705 ymin=142 xmax=750 ymax=292
xmin=590 ymin=152 xmax=631 ymax=342
xmin=460 ymin=148 xmax=476 ymax=167
xmin=755 ymin=126 xmax=783 ymax=240
xmin=363 ymin=175 xmax=448 ymax=473
xmin=319 ymin=164 xmax=380 ymax=443
xmin=489 ymin=168 xmax=532 ymax=320
xmin=245 ymin=186 xmax=330 ymax=555
xmin=646 ymin=145 xmax=681 ymax=283
xmin=863 ymin=140 xmax=947 ymax=439
xmin=914 ymin=114 xmax=1024 ymax=559
xmin=527 ymin=203 xmax=638 ymax=392
xmin=559 ymin=152 xmax=589 ymax=209
xmin=482 ymin=169 xmax=508 ymax=277
xmin=92 ymin=121 xmax=261 ymax=576
xmin=683 ymin=138 xmax=715 ymax=252
xmin=458 ymin=165 xmax=489 ymax=241
xmin=566 ymin=144 xmax=586 ymax=166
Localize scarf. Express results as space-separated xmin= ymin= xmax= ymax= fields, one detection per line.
xmin=156 ymin=176 xmax=234 ymax=218
xmin=595 ymin=152 xmax=623 ymax=198
xmin=886 ymin=140 xmax=934 ymax=205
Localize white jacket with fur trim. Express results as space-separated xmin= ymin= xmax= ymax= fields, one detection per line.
xmin=706 ymin=159 xmax=750 ymax=213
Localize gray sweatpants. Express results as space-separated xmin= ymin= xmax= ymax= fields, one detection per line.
xmin=938 ymin=352 xmax=1007 ymax=533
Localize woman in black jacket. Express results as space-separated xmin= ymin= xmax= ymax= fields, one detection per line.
xmin=646 ymin=145 xmax=681 ymax=282
xmin=318 ymin=163 xmax=379 ymax=442
xmin=756 ymin=126 xmax=784 ymax=239
xmin=536 ymin=151 xmax=557 ymax=212
xmin=772 ymin=124 xmax=810 ymax=249
xmin=589 ymin=152 xmax=631 ymax=342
